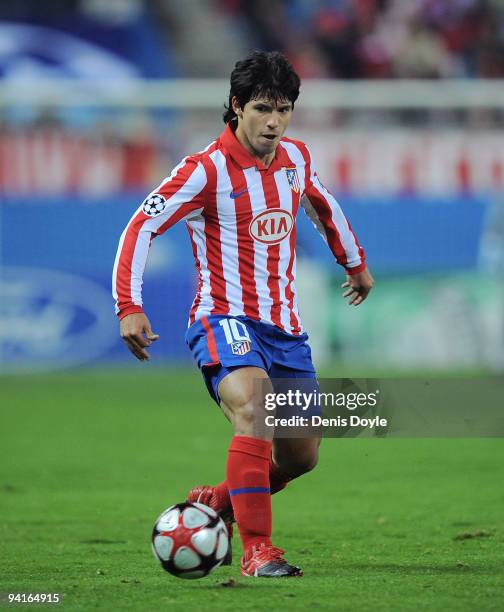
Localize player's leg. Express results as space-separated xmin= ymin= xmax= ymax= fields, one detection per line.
xmin=218 ymin=378 xmax=321 ymax=493
xmin=185 ymin=316 xmax=302 ymax=575
xmin=189 ymin=340 xmax=319 ymax=504
xmin=218 ymin=365 xmax=273 ymax=554
xmin=216 ymin=366 xmax=302 ymax=577
xmin=184 ymin=316 xmax=270 ymax=566
xmin=266 ymin=352 xmax=322 ymax=493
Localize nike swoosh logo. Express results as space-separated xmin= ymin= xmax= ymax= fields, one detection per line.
xmin=230 ymin=188 xmax=248 ymax=199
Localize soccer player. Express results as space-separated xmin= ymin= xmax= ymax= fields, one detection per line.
xmin=113 ymin=50 xmax=373 ymax=577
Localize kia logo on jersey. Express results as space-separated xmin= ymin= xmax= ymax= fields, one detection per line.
xmin=249 ymin=209 xmax=294 ymax=244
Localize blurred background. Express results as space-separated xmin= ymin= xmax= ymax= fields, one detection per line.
xmin=1 ymin=0 xmax=503 ymax=375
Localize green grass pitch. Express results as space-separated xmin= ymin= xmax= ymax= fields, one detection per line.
xmin=1 ymin=369 xmax=503 ymax=611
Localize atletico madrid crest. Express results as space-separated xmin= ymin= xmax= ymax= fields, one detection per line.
xmin=285 ymin=168 xmax=300 ymax=193
xmin=231 ymin=340 xmax=251 ymax=356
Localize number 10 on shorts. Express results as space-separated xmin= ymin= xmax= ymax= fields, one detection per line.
xmin=219 ymin=319 xmax=252 ymax=355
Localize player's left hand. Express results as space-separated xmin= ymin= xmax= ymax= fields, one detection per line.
xmin=341 ymin=267 xmax=374 ymax=306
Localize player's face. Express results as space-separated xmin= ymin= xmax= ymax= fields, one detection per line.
xmin=233 ymin=96 xmax=293 ymax=161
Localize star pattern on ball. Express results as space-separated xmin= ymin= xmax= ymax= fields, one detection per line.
xmin=142 ymin=194 xmax=167 ymax=216
xmin=152 ymin=502 xmax=229 ymax=579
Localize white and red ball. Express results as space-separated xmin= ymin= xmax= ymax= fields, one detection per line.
xmin=151 ymin=502 xmax=229 ymax=579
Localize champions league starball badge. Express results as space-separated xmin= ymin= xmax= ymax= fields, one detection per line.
xmin=142 ymin=194 xmax=167 ymax=216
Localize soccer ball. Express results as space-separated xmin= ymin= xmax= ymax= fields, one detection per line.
xmin=142 ymin=194 xmax=166 ymax=216
xmin=151 ymin=502 xmax=229 ymax=579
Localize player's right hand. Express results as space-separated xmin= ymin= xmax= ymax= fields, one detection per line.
xmin=119 ymin=313 xmax=159 ymax=361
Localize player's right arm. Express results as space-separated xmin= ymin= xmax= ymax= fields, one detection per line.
xmin=112 ymin=155 xmax=207 ymax=360
xmin=120 ymin=312 xmax=159 ymax=361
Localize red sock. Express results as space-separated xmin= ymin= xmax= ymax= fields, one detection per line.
xmin=226 ymin=435 xmax=272 ymax=554
xmin=214 ymin=454 xmax=292 ymax=508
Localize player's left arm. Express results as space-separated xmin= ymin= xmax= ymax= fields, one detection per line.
xmin=300 ymin=145 xmax=374 ymax=306
xmin=341 ymin=268 xmax=374 ymax=306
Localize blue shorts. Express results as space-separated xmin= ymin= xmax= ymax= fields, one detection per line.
xmin=185 ymin=315 xmax=317 ymax=405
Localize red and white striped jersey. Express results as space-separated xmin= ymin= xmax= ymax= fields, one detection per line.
xmin=113 ymin=124 xmax=366 ymax=336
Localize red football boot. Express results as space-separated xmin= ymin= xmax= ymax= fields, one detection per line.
xmin=187 ymin=485 xmax=234 ymax=565
xmin=240 ymin=543 xmax=303 ymax=577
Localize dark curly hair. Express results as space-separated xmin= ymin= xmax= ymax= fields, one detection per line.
xmin=223 ymin=50 xmax=300 ymax=124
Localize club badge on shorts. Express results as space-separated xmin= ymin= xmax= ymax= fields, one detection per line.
xmin=231 ymin=340 xmax=251 ymax=356
xmin=285 ymin=167 xmax=300 ymax=193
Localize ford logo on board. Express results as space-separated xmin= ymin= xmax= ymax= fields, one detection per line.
xmin=249 ymin=209 xmax=294 ymax=245
xmin=0 ymin=266 xmax=117 ymax=373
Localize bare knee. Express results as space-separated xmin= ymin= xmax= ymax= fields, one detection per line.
xmin=218 ymin=367 xmax=272 ymax=438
